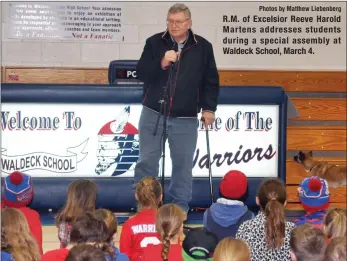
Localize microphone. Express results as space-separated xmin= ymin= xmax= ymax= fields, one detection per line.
xmin=172 ymin=41 xmax=177 ymax=51
xmin=171 ymin=42 xmax=178 ymax=68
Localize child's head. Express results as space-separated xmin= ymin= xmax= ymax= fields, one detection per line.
xmin=69 ymin=213 xmax=109 ymax=245
xmin=69 ymin=212 xmax=115 ymax=259
xmin=324 ymin=236 xmax=346 ymax=261
xmin=298 ymin=176 xmax=330 ymax=213
xmin=290 ymin=224 xmax=326 ymax=261
xmin=213 ymin=237 xmax=250 ymax=261
xmin=66 ymin=244 xmax=106 ymax=261
xmin=2 ymin=171 xmax=34 ymax=208
xmin=182 ymin=228 xmax=218 ymax=261
xmin=1 ymin=208 xmax=41 ymax=261
xmin=135 ymin=176 xmax=163 ymax=210
xmin=256 ymin=178 xmax=287 ymax=249
xmin=94 ymin=208 xmax=118 ymax=244
xmin=156 ymin=203 xmax=187 ymax=260
xmin=219 ymin=170 xmax=248 ymax=201
xmin=56 ymin=179 xmax=98 ymax=224
xmin=324 ymin=208 xmax=346 ymax=240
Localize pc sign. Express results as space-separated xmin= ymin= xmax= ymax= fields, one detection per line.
xmin=126 ymin=70 xmax=136 ymax=78
xmin=108 ymin=60 xmax=142 ymax=84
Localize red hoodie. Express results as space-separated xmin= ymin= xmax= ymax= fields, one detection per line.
xmin=1 ymin=203 xmax=43 ymax=255
xmin=120 ymin=209 xmax=161 ymax=261
xmin=40 ymin=248 xmax=69 ymax=261
xmin=142 ymin=243 xmax=183 ymax=261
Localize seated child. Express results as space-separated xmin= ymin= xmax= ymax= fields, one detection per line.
xmin=182 ymin=227 xmax=218 ymax=261
xmin=290 ymin=223 xmax=326 ymax=261
xmin=203 ymin=170 xmax=254 ymax=241
xmin=236 ymin=178 xmax=295 ymax=261
xmin=323 ymin=208 xmax=346 ymax=243
xmin=55 ymin=179 xmax=98 ymax=248
xmin=2 ymin=171 xmax=43 ymax=254
xmin=324 ymin=237 xmax=346 ymax=261
xmin=143 ymin=203 xmax=186 ymax=261
xmin=1 ymin=208 xmax=41 ymax=261
xmin=120 ymin=176 xmax=162 ymax=261
xmin=94 ymin=208 xmax=129 ymax=261
xmin=295 ymin=176 xmax=330 ymax=229
xmin=41 ymin=213 xmax=112 ymax=261
xmin=213 ymin=237 xmax=250 ymax=261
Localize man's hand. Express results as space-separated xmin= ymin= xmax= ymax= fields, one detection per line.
xmin=202 ymin=111 xmax=215 ymax=127
xmin=161 ymin=50 xmax=180 ymax=68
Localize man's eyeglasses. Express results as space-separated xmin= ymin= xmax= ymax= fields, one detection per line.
xmin=166 ymin=18 xmax=190 ymax=27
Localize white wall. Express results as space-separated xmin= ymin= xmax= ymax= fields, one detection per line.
xmin=1 ymin=1 xmax=346 ymax=70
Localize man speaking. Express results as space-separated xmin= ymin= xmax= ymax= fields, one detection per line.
xmin=134 ymin=3 xmax=220 ymax=212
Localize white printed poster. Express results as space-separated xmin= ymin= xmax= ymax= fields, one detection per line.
xmin=3 ymin=1 xmax=346 ymax=69
xmin=7 ymin=2 xmax=123 ymax=41
xmin=1 ymin=104 xmax=279 ymax=178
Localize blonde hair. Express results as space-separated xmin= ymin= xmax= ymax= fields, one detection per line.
xmin=168 ymin=3 xmax=191 ymax=19
xmin=324 ymin=208 xmax=346 ymax=239
xmin=290 ymin=224 xmax=326 ymax=261
xmin=1 ymin=208 xmax=41 ymax=261
xmin=213 ymin=237 xmax=250 ymax=261
xmin=156 ymin=203 xmax=186 ymax=261
xmin=136 ymin=176 xmax=162 ymax=210
xmin=56 ymin=179 xmax=98 ymax=224
xmin=94 ymin=209 xmax=118 ymax=244
xmin=324 ymin=236 xmax=346 ymax=261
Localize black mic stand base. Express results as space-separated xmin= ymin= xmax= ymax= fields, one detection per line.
xmin=153 ymin=65 xmax=173 ymax=205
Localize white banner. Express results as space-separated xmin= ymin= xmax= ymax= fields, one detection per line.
xmin=1 ymin=104 xmax=279 ymax=178
xmin=1 ymin=139 xmax=88 ymax=173
xmin=7 ymin=2 xmax=123 ymax=41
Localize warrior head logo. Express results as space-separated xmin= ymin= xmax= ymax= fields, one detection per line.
xmin=95 ymin=106 xmax=139 ymax=176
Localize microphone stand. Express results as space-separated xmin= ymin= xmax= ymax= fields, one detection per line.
xmin=153 ymin=63 xmax=174 ymax=204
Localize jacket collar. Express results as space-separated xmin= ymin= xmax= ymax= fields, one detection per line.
xmin=161 ymin=28 xmax=198 ymax=45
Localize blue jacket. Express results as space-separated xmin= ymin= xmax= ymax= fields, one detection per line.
xmin=105 ymin=246 xmax=130 ymax=261
xmin=1 ymin=251 xmax=13 ymax=261
xmin=203 ymin=198 xmax=254 ymax=242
